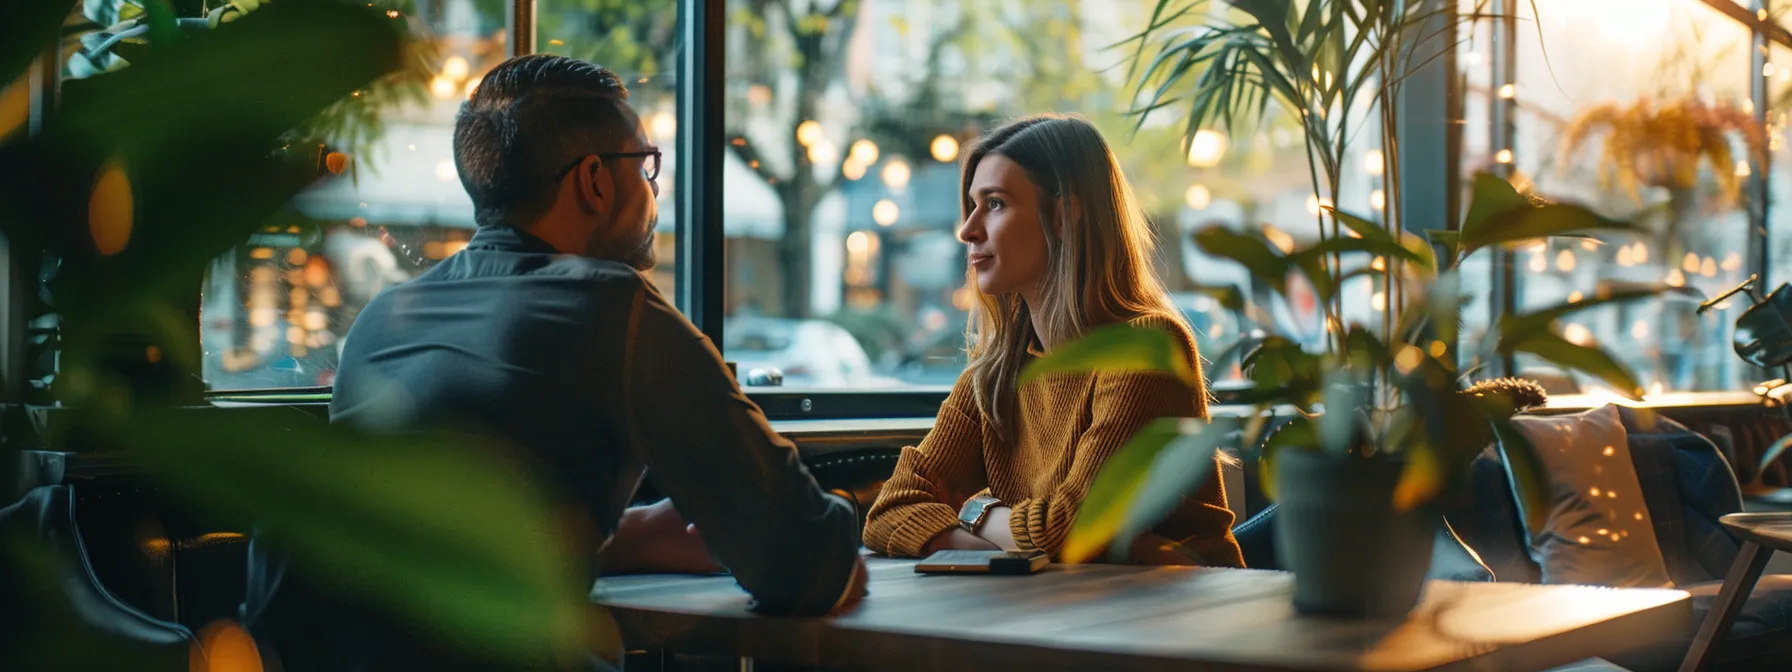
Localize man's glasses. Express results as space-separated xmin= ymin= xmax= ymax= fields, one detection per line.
xmin=551 ymin=149 xmax=662 ymax=183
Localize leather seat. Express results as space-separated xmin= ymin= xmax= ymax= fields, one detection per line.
xmin=0 ymin=484 xmax=192 ymax=669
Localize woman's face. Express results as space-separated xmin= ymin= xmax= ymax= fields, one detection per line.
xmin=959 ymin=153 xmax=1049 ymax=301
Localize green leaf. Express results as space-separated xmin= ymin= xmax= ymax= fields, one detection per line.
xmin=1285 ymin=231 xmax=1427 ymax=300
xmin=143 ymin=0 xmax=180 ymax=48
xmin=1 ymin=0 xmax=72 ymax=88
xmin=1499 ymin=284 xmax=1692 ymax=347
xmin=1426 ymin=230 xmax=1462 ymax=263
xmin=1063 ymin=418 xmax=1198 ymax=563
xmin=1326 ymin=208 xmax=1442 ymax=274
xmin=1017 ymin=323 xmax=1194 ymax=388
xmin=1109 ymin=423 xmax=1231 ymax=562
xmin=1392 ymin=439 xmax=1443 ymax=511
xmin=1191 ymin=282 xmax=1248 ymax=316
xmin=1193 ymin=226 xmax=1290 ymax=295
xmin=1456 ymin=173 xmax=1646 ymax=259
xmin=54 ymin=0 xmax=403 ymax=156
xmin=1507 ymin=333 xmax=1645 ymax=400
xmin=1493 ymin=419 xmax=1554 ymax=535
xmin=1460 ymin=172 xmax=1531 ymax=249
xmin=128 ymin=407 xmax=615 ymax=664
xmin=1242 ymin=335 xmax=1321 ymax=394
xmin=1257 ymin=416 xmax=1317 ymax=503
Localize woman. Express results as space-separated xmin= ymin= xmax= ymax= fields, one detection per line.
xmin=862 ymin=115 xmax=1243 ymax=566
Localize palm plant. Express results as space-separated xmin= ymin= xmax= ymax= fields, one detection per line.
xmin=1119 ymin=0 xmax=1511 ymax=345
xmin=1025 ymin=3 xmax=1684 ymax=611
xmin=1033 ymin=172 xmax=1671 ymax=567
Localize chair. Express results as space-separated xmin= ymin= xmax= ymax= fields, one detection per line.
xmin=1442 ymin=407 xmax=1792 ymax=671
xmin=0 ymin=484 xmax=193 ymax=670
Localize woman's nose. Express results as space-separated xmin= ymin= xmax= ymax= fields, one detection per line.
xmin=957 ymin=216 xmax=983 ymax=244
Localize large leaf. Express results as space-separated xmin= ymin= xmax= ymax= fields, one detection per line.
xmin=1460 ymin=171 xmax=1531 ymax=242
xmin=53 ymin=0 xmax=403 ymax=156
xmin=1 ymin=0 xmax=75 ymax=87
xmin=1109 ymin=422 xmax=1231 ymax=562
xmin=1492 ymin=418 xmax=1554 ymax=535
xmin=1392 ymin=439 xmax=1443 ymax=512
xmin=1733 ymin=284 xmax=1792 ymax=369
xmin=1286 ymin=233 xmax=1425 ymax=301
xmin=1063 ymin=418 xmax=1226 ymax=563
xmin=1498 ymin=283 xmax=1694 ymax=347
xmin=1242 ymin=335 xmax=1322 ymax=398
xmin=1018 ymin=322 xmax=1195 ymax=388
xmin=1193 ymin=226 xmax=1291 ymax=295
xmin=1457 ymin=173 xmax=1645 ymax=258
xmin=1507 ymin=333 xmax=1645 ymax=400
xmin=1328 ymin=207 xmax=1438 ymax=273
xmin=127 ymin=407 xmax=616 ymax=664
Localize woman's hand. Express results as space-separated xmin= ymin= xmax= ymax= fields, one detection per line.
xmin=972 ymin=506 xmax=1018 ymax=550
xmin=921 ymin=527 xmax=1001 ymax=554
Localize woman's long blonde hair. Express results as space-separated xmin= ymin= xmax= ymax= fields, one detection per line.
xmin=961 ymin=114 xmax=1192 ymax=442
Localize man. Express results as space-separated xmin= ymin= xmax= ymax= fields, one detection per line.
xmin=243 ymin=55 xmax=866 ymax=671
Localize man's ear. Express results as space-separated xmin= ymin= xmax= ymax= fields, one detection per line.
xmin=573 ymin=155 xmax=607 ymax=213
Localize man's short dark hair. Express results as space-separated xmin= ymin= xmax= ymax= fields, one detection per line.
xmin=454 ymin=54 xmax=635 ymax=228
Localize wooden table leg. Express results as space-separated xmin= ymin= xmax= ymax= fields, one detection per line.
xmin=1679 ymin=541 xmax=1772 ymax=672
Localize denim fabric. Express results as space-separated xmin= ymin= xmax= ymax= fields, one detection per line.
xmin=1615 ymin=406 xmax=1745 ymax=586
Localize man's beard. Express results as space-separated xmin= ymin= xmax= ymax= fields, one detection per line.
xmin=625 ymin=230 xmax=657 ymax=271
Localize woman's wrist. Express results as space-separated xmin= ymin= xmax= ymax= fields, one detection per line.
xmin=922 ymin=527 xmax=1000 ymax=554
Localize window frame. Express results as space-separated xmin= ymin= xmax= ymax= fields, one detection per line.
xmin=181 ymin=0 xmax=1792 ymax=419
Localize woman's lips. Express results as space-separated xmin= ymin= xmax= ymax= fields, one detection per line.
xmin=969 ymin=253 xmax=994 ymax=270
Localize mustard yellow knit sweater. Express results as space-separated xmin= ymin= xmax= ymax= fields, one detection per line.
xmin=862 ymin=314 xmax=1244 ymax=566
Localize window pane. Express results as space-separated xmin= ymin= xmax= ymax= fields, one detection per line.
xmin=200 ymin=0 xmax=682 ymax=391
xmin=720 ymin=0 xmax=1358 ymax=391
xmin=1510 ymin=0 xmax=1754 ymax=394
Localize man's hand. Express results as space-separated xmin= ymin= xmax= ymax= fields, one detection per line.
xmin=830 ymin=556 xmax=870 ymax=615
xmin=600 ymin=499 xmax=725 ymax=575
xmin=921 ymin=527 xmax=1001 ymax=555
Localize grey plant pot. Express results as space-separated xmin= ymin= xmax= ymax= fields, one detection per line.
xmin=1273 ymin=448 xmax=1436 ymax=618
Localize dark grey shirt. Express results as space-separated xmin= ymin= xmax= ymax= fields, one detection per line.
xmin=243 ymin=225 xmax=859 ymax=670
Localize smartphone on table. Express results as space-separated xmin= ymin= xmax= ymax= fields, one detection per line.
xmin=915 ymin=549 xmax=1049 ymax=575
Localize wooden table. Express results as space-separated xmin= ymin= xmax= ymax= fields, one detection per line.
xmin=593 ymin=558 xmax=1690 ymax=671
xmin=1680 ymin=512 xmax=1792 ymax=671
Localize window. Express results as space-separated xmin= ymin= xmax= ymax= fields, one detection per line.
xmin=537 ymin=0 xmax=681 ymax=300
xmin=718 ymin=0 xmax=1346 ymax=391
xmin=1502 ymin=0 xmax=1757 ymax=394
xmin=200 ymin=0 xmax=682 ymax=391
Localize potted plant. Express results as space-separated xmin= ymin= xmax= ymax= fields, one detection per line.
xmin=1019 ymin=0 xmax=1681 ymax=617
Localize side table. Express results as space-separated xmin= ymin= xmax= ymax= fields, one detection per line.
xmin=1679 ymin=512 xmax=1792 ymax=672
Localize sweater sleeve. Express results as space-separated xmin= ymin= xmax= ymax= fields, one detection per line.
xmin=1007 ymin=315 xmax=1230 ymax=559
xmin=862 ymin=372 xmax=988 ymax=557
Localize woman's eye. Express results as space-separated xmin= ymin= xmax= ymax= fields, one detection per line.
xmin=988 ymin=198 xmax=1004 ymax=211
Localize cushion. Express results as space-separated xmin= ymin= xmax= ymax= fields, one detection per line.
xmin=1614 ymin=406 xmax=1744 ymax=586
xmin=1510 ymin=404 xmax=1672 ymax=587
